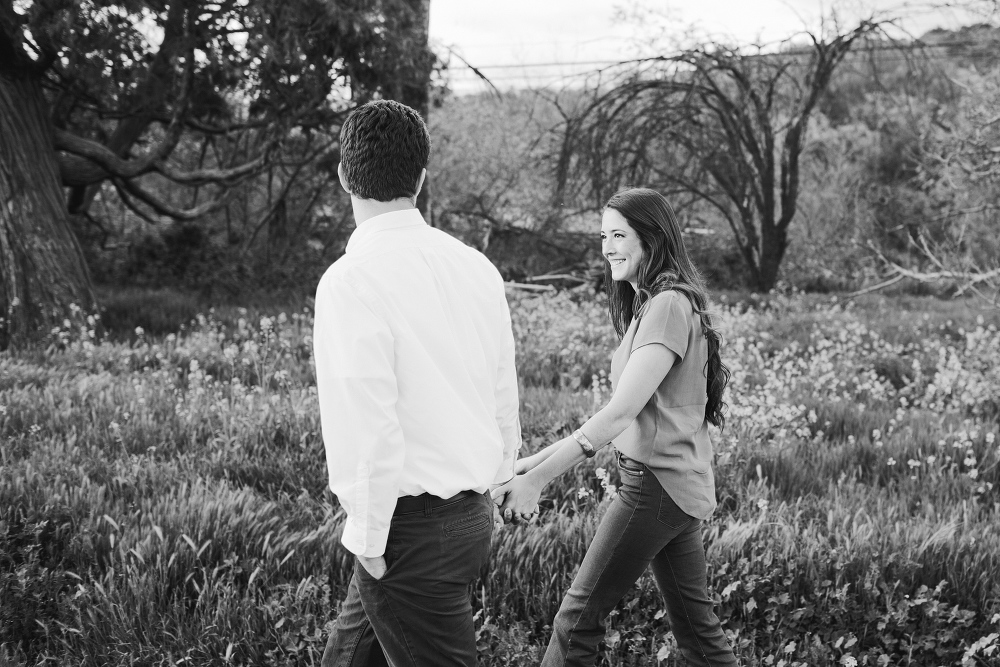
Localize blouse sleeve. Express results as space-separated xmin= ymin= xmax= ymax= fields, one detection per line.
xmin=631 ymin=291 xmax=692 ymax=361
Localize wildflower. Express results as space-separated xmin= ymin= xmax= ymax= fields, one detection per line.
xmin=964 ymin=453 xmax=977 ymax=467
xmin=886 ymin=458 xmax=896 ymax=466
xmin=926 ymin=455 xmax=937 ymax=465
xmin=757 ymin=498 xmax=769 ymax=512
xmin=987 ymin=432 xmax=996 ymax=445
xmin=871 ymin=429 xmax=881 ymax=440
xmin=969 ymin=469 xmax=979 ymax=480
xmin=907 ymin=459 xmax=920 ymax=469
xmin=577 ymin=488 xmax=593 ymax=499
xmin=135 ymin=326 xmax=145 ymax=337
xmin=841 ymin=657 xmax=858 ymax=667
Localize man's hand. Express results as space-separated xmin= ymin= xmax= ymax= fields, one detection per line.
xmin=491 ymin=474 xmax=543 ymax=525
xmin=358 ymin=554 xmax=387 ymax=580
xmin=514 ymin=455 xmax=536 ymax=475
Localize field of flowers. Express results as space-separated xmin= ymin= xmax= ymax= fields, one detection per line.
xmin=1 ymin=288 xmax=999 ymax=666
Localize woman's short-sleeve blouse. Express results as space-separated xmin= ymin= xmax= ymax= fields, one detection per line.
xmin=609 ymin=290 xmax=717 ymax=519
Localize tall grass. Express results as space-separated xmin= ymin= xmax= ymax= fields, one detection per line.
xmin=1 ymin=290 xmax=999 ymax=666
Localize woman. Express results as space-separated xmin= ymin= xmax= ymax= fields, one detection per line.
xmin=493 ymin=188 xmax=738 ymax=666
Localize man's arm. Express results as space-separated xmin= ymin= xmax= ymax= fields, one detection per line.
xmin=492 ymin=280 xmax=522 ymax=486
xmin=313 ymin=273 xmax=405 ymax=565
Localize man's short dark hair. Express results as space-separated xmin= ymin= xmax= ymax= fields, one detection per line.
xmin=339 ymin=100 xmax=431 ymax=202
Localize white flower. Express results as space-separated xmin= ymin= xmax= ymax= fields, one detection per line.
xmin=886 ymin=457 xmax=896 ymax=466
xmin=841 ymin=656 xmax=858 ymax=667
xmin=135 ymin=326 xmax=145 ymax=337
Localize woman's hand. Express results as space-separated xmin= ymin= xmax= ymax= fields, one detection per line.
xmin=491 ymin=473 xmax=543 ymax=524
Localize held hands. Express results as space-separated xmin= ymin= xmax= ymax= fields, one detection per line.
xmin=490 ymin=472 xmax=543 ymax=526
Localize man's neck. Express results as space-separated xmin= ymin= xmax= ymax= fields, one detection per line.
xmin=351 ymin=196 xmax=417 ymax=226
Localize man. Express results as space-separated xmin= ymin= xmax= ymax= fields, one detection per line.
xmin=313 ymin=99 xmax=521 ymax=667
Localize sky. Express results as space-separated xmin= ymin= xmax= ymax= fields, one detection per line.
xmin=428 ymin=0 xmax=996 ymax=93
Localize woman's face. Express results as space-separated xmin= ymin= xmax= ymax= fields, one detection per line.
xmin=601 ymin=208 xmax=645 ymax=287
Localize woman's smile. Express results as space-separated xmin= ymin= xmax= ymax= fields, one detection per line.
xmin=601 ymin=208 xmax=644 ymax=286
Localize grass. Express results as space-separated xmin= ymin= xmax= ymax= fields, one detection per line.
xmin=1 ymin=288 xmax=999 ymax=666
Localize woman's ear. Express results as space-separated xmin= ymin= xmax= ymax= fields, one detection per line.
xmin=337 ymin=163 xmax=351 ymax=195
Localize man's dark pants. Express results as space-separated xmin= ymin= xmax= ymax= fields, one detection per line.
xmin=321 ymin=492 xmax=494 ymax=667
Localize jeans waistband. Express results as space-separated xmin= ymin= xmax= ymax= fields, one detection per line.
xmin=393 ymin=489 xmax=480 ymax=516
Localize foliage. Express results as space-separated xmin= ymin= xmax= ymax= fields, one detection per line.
xmin=1 ymin=288 xmax=999 ymax=664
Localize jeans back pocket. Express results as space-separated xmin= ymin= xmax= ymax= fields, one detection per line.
xmin=656 ymin=490 xmax=693 ymax=529
xmin=444 ymin=512 xmax=492 ymax=538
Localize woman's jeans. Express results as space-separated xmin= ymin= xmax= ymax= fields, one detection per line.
xmin=542 ymin=452 xmax=738 ymax=667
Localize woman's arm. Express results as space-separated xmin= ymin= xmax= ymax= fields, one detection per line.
xmin=493 ymin=343 xmax=678 ymax=516
xmin=513 ymin=440 xmax=561 ymax=474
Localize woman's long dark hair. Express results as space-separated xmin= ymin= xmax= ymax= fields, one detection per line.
xmin=604 ymin=187 xmax=731 ymax=430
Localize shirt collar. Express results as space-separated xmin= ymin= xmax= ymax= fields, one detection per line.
xmin=346 ymin=208 xmax=427 ymax=253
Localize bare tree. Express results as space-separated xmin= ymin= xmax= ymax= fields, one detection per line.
xmin=554 ymin=19 xmax=886 ymax=291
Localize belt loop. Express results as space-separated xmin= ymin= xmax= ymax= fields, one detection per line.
xmin=423 ymin=494 xmax=432 ymax=517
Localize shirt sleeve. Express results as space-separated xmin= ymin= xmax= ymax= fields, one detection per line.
xmin=492 ymin=279 xmax=522 ymax=485
xmin=313 ymin=272 xmax=405 ymax=558
xmin=632 ymin=291 xmax=692 ymax=361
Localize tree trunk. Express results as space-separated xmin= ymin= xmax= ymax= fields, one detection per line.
xmin=400 ymin=0 xmax=433 ymax=221
xmin=757 ymin=223 xmax=788 ymax=292
xmin=0 ymin=70 xmax=97 ymax=350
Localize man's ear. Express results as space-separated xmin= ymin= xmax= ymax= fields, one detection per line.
xmin=337 ymin=163 xmax=351 ymax=195
xmin=413 ymin=168 xmax=427 ymax=200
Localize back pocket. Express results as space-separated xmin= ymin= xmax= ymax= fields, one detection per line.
xmin=444 ymin=512 xmax=492 ymax=538
xmin=656 ymin=491 xmax=693 ymax=529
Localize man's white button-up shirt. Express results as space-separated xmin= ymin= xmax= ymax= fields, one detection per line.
xmin=313 ymin=208 xmax=521 ymax=558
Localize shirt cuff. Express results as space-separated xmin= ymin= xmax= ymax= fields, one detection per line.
xmin=492 ymin=450 xmax=520 ymax=485
xmin=341 ymin=515 xmax=389 ymax=558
